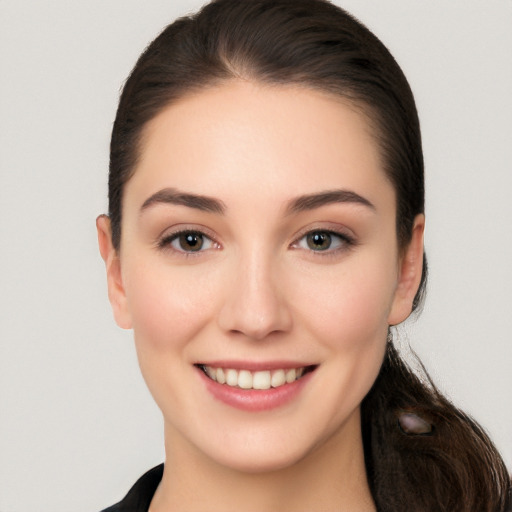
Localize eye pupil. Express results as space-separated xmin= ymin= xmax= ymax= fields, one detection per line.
xmin=180 ymin=232 xmax=203 ymax=251
xmin=307 ymin=232 xmax=331 ymax=251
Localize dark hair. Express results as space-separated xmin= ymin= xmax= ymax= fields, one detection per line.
xmin=108 ymin=0 xmax=510 ymax=509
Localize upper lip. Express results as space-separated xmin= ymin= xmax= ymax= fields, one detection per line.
xmin=195 ymin=360 xmax=317 ymax=371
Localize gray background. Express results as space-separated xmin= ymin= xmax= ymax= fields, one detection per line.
xmin=1 ymin=1 xmax=511 ymax=511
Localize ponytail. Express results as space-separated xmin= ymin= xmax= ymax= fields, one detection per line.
xmin=362 ymin=344 xmax=511 ymax=511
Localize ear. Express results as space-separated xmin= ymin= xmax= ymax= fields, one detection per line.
xmin=388 ymin=214 xmax=425 ymax=326
xmin=96 ymin=215 xmax=132 ymax=329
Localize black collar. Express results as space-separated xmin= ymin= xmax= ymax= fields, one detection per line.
xmin=101 ymin=464 xmax=164 ymax=512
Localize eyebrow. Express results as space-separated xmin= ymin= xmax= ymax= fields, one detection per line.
xmin=286 ymin=189 xmax=375 ymax=214
xmin=140 ymin=187 xmax=374 ymax=216
xmin=140 ymin=188 xmax=226 ymax=214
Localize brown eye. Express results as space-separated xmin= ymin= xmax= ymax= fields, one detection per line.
xmin=161 ymin=231 xmax=214 ymax=253
xmin=294 ymin=229 xmax=353 ymax=254
xmin=306 ymin=231 xmax=333 ymax=251
xmin=178 ymin=232 xmax=204 ymax=251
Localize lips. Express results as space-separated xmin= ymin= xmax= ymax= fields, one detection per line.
xmin=197 ymin=363 xmax=317 ymax=412
xmin=199 ymin=364 xmax=314 ymax=390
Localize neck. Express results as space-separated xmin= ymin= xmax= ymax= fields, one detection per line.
xmin=150 ymin=413 xmax=376 ymax=512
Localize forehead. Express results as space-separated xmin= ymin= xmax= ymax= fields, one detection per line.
xmin=125 ymin=80 xmax=393 ymax=212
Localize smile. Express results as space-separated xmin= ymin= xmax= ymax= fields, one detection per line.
xmin=199 ymin=365 xmax=315 ymax=390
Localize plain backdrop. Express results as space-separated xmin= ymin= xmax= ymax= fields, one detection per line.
xmin=1 ymin=1 xmax=511 ymax=511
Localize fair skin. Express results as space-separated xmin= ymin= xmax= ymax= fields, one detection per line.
xmin=97 ymin=80 xmax=424 ymax=512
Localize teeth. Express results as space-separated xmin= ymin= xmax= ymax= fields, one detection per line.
xmin=205 ymin=366 xmax=216 ymax=380
xmin=238 ymin=370 xmax=253 ymax=389
xmin=285 ymin=368 xmax=296 ymax=383
xmin=216 ymin=368 xmax=226 ymax=384
xmin=202 ymin=365 xmax=308 ymax=390
xmin=253 ymin=371 xmax=271 ymax=390
xmin=271 ymin=369 xmax=286 ymax=388
xmin=225 ymin=368 xmax=238 ymax=386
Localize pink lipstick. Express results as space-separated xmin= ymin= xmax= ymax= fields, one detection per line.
xmin=196 ymin=363 xmax=316 ymax=412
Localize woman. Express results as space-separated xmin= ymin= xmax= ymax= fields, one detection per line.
xmin=97 ymin=0 xmax=511 ymax=510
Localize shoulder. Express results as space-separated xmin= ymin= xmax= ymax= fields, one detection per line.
xmin=100 ymin=464 xmax=164 ymax=512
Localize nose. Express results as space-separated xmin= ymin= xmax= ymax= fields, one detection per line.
xmin=217 ymin=253 xmax=293 ymax=340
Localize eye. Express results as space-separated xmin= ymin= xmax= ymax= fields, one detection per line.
xmin=161 ymin=230 xmax=215 ymax=253
xmin=296 ymin=230 xmax=352 ymax=252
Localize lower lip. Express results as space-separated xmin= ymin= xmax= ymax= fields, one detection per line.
xmin=197 ymin=368 xmax=314 ymax=412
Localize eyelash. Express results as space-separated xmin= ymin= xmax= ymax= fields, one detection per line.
xmin=157 ymin=228 xmax=356 ymax=257
xmin=158 ymin=229 xmax=219 ymax=256
xmin=292 ymin=229 xmax=356 ymax=256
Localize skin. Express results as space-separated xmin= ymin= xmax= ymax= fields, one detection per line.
xmin=97 ymin=80 xmax=424 ymax=511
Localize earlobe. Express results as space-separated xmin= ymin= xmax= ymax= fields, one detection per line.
xmin=388 ymin=215 xmax=425 ymax=326
xmin=96 ymin=215 xmax=133 ymax=330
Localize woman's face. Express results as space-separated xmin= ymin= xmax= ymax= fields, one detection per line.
xmin=99 ymin=81 xmax=423 ymax=472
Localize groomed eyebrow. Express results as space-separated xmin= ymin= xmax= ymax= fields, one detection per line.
xmin=140 ymin=187 xmax=226 ymax=214
xmin=286 ymin=189 xmax=375 ymax=214
xmin=140 ymin=187 xmax=373 ymax=216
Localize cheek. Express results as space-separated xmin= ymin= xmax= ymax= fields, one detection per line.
xmin=291 ymin=252 xmax=398 ymax=350
xmin=294 ymin=256 xmax=397 ymax=419
xmin=123 ymin=258 xmax=219 ymax=354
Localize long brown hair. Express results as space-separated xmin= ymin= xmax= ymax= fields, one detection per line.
xmin=108 ymin=1 xmax=511 ymax=509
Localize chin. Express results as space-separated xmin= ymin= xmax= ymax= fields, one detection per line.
xmin=206 ymin=442 xmax=310 ymax=474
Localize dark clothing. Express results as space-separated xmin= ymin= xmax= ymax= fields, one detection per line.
xmin=102 ymin=464 xmax=512 ymax=512
xmin=101 ymin=465 xmax=163 ymax=512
